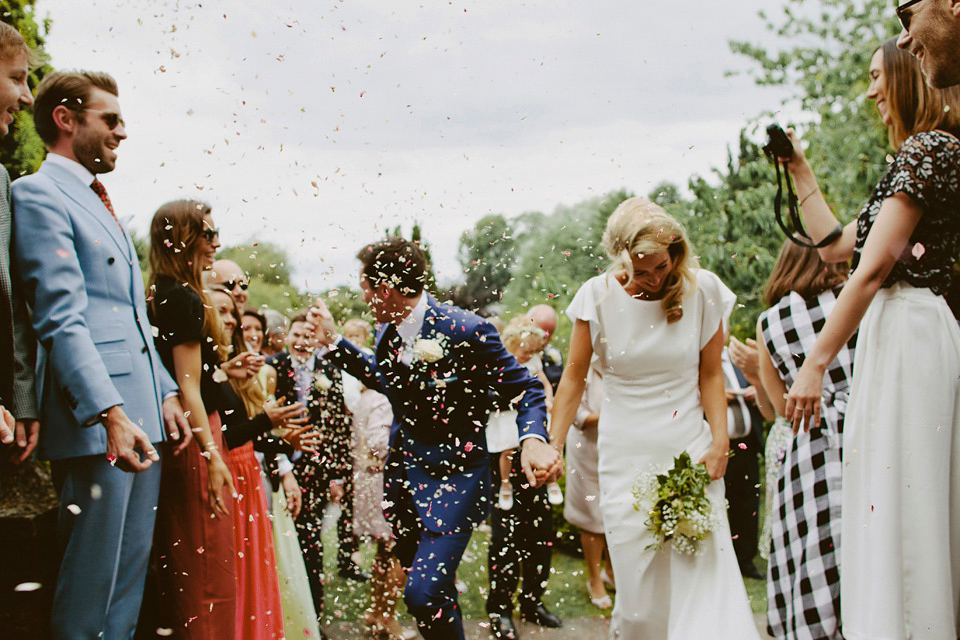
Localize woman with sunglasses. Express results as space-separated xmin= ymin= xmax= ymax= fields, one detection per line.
xmin=782 ymin=38 xmax=960 ymax=639
xmin=147 ymin=199 xmax=238 ymax=638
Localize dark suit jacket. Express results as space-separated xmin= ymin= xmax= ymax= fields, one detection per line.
xmin=0 ymin=166 xmax=36 ymax=420
xmin=329 ymin=294 xmax=548 ymax=534
xmin=269 ymin=351 xmax=352 ymax=484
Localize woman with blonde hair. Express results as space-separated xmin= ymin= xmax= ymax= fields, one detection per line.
xmin=549 ymin=197 xmax=759 ymax=638
xmin=782 ymin=37 xmax=960 ymax=639
xmin=148 ymin=199 xmax=238 ymax=638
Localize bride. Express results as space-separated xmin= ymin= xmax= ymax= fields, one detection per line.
xmin=550 ymin=197 xmax=759 ymax=639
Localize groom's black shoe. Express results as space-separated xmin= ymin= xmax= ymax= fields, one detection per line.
xmin=520 ymin=603 xmax=563 ymax=628
xmin=489 ymin=614 xmax=518 ymax=639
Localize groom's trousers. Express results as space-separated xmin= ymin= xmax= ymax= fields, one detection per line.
xmin=392 ymin=480 xmax=472 ymax=640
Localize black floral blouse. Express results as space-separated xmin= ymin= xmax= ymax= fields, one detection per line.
xmin=851 ymin=130 xmax=960 ymax=295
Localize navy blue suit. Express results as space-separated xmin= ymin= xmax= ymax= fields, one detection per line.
xmin=330 ymin=294 xmax=548 ymax=639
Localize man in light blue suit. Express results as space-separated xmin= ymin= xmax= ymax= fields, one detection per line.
xmin=12 ymin=70 xmax=191 ymax=639
xmin=310 ymin=237 xmax=563 ymax=640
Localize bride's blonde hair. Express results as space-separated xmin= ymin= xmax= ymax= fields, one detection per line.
xmin=601 ymin=197 xmax=697 ymax=323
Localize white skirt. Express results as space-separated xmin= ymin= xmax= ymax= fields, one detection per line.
xmin=842 ymin=283 xmax=960 ymax=639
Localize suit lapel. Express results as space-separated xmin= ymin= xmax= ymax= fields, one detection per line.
xmin=40 ymin=162 xmax=132 ymax=262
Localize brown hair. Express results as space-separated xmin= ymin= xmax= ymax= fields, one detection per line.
xmin=601 ymin=197 xmax=697 ymax=323
xmin=763 ymin=240 xmax=849 ymax=307
xmin=33 ymin=70 xmax=118 ymax=147
xmin=356 ymin=236 xmax=427 ymax=297
xmin=148 ymin=200 xmax=228 ymax=360
xmin=0 ymin=22 xmax=38 ymax=68
xmin=880 ymin=37 xmax=960 ymax=149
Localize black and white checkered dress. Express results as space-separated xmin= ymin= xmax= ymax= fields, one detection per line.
xmin=759 ymin=286 xmax=856 ymax=640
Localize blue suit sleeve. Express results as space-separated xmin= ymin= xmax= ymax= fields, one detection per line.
xmin=13 ymin=176 xmax=123 ymax=424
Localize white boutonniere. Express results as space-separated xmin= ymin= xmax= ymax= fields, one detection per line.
xmin=412 ymin=336 xmax=446 ymax=364
xmin=313 ymin=372 xmax=333 ymax=391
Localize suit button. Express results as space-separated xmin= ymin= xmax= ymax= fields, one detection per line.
xmin=142 ymin=346 xmax=148 ymax=353
xmin=107 ymin=257 xmax=115 ymax=264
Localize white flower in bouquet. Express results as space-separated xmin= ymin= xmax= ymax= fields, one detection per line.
xmin=633 ymin=451 xmax=722 ymax=556
xmin=413 ymin=337 xmax=446 ymax=363
xmin=313 ymin=372 xmax=333 ymax=391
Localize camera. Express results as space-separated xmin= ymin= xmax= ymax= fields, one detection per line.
xmin=763 ymin=124 xmax=793 ymax=160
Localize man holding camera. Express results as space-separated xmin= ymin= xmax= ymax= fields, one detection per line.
xmin=896 ymin=0 xmax=960 ymax=88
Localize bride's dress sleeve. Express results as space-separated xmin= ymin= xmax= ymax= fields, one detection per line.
xmin=696 ymin=269 xmax=736 ymax=349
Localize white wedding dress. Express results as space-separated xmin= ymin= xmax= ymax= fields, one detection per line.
xmin=567 ymin=269 xmax=760 ymax=639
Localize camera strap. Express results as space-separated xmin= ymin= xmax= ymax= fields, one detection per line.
xmin=772 ymin=159 xmax=833 ymax=248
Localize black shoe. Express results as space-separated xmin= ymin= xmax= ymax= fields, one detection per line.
xmin=489 ymin=614 xmax=518 ymax=639
xmin=520 ymin=603 xmax=562 ymax=628
xmin=337 ymin=562 xmax=371 ymax=582
xmin=740 ymin=563 xmax=765 ymax=580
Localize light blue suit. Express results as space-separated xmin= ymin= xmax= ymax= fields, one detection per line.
xmin=13 ymin=156 xmax=177 ymax=639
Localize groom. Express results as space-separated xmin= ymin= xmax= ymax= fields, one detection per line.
xmin=310 ymin=237 xmax=562 ymax=640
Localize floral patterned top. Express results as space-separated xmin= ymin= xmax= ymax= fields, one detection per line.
xmin=851 ymin=130 xmax=960 ymax=295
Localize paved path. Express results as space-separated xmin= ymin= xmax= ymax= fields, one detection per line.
xmin=324 ymin=613 xmax=773 ymax=638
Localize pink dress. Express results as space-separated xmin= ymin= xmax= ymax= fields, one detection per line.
xmin=226 ymin=441 xmax=285 ymax=639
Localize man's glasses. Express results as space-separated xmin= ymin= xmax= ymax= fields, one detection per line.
xmin=226 ymin=278 xmax=249 ymax=291
xmin=62 ymin=102 xmax=126 ymax=131
xmin=897 ymin=0 xmax=926 ymax=31
xmin=202 ymin=227 xmax=220 ymax=243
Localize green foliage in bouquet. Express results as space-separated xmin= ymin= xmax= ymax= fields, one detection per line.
xmin=633 ymin=451 xmax=719 ymax=555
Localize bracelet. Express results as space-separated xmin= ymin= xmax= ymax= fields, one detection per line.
xmin=202 ymin=442 xmax=219 ymax=452
xmin=799 ymin=186 xmax=820 ymax=206
xmin=815 ymin=222 xmax=844 ymax=248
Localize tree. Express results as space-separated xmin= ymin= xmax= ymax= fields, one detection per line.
xmin=451 ymin=213 xmax=517 ymax=314
xmin=215 ymin=240 xmax=309 ymax=316
xmin=0 ymin=0 xmax=51 ymax=179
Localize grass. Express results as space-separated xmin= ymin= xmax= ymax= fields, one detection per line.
xmin=319 ymin=517 xmax=768 ymax=625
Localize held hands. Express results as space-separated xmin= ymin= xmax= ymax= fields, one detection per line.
xmin=282 ymin=423 xmax=321 ymax=454
xmin=520 ymin=437 xmax=564 ymax=488
xmin=728 ymin=336 xmax=761 ymax=383
xmin=102 ymin=405 xmax=160 ymax=473
xmin=784 ymin=359 xmax=825 ymax=434
xmin=161 ymin=395 xmax=193 ymax=456
xmin=699 ymin=439 xmax=729 ymax=481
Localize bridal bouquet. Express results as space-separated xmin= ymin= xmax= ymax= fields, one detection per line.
xmin=632 ymin=451 xmax=723 ymax=555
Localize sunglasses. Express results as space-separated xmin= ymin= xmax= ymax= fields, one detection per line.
xmin=896 ymin=0 xmax=926 ymax=31
xmin=63 ymin=102 xmax=126 ymax=131
xmin=226 ymin=278 xmax=249 ymax=291
xmin=202 ymin=227 xmax=220 ymax=243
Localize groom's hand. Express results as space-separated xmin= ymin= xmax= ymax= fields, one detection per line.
xmin=305 ymin=299 xmax=339 ymax=346
xmin=520 ymin=437 xmax=564 ymax=487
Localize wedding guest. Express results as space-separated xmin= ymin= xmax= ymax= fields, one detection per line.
xmin=243 ymin=308 xmax=268 ymax=353
xmin=0 ymin=23 xmax=37 ymax=465
xmin=262 ymin=309 xmax=288 ymax=357
xmin=485 ymin=316 xmax=563 ymax=638
xmin=782 ymin=38 xmax=960 ymax=638
xmin=756 ymin=241 xmax=852 ymax=640
xmin=527 ymin=304 xmax=563 ymax=392
xmin=209 ymin=286 xmax=287 ymax=640
xmin=147 ymin=199 xmax=237 ymax=637
xmin=209 ymin=258 xmax=249 ymax=313
xmin=307 ymin=237 xmax=560 ymax=640
xmin=721 ymin=341 xmax=772 ymax=580
xmin=346 ymin=319 xmax=416 ymax=640
xmin=269 ymin=311 xmax=359 ymax=621
xmin=563 ymin=363 xmax=615 ymax=610
xmin=14 ymin=70 xmax=190 ymax=638
xmin=550 ymin=198 xmax=759 ymax=638
xmin=896 ymin=0 xmax=960 ymax=88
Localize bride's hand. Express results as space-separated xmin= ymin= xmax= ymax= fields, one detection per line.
xmin=699 ymin=441 xmax=729 ymax=481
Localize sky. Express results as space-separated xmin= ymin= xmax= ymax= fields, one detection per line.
xmin=33 ymin=0 xmax=794 ymax=291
